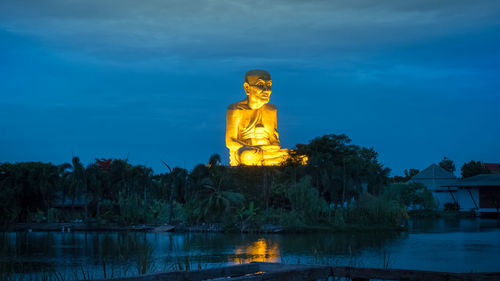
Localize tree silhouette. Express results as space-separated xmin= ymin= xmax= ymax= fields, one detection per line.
xmin=439 ymin=157 xmax=456 ymax=173
xmin=461 ymin=160 xmax=490 ymax=178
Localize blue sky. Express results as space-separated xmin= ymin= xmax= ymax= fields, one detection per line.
xmin=1 ymin=0 xmax=499 ymax=175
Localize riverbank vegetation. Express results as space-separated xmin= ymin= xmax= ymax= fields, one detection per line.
xmin=0 ymin=134 xmax=439 ymax=232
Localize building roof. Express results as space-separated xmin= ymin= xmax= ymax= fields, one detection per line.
xmin=409 ymin=164 xmax=457 ymax=191
xmin=411 ymin=163 xmax=456 ymax=180
xmin=441 ymin=174 xmax=500 ymax=187
xmin=483 ymin=163 xmax=500 ymax=174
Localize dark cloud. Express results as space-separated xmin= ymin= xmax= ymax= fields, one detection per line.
xmin=1 ymin=0 xmax=499 ymax=62
xmin=0 ymin=1 xmax=499 ymax=174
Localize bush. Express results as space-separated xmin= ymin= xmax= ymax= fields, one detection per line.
xmin=236 ymin=201 xmax=258 ymax=232
xmin=47 ymin=208 xmax=59 ymax=223
xmin=279 ymin=209 xmax=306 ymax=228
xmin=285 ymin=176 xmax=329 ymax=223
xmin=181 ymin=199 xmax=200 ymax=223
xmin=146 ymin=199 xmax=169 ymax=223
xmin=347 ymin=193 xmax=408 ymax=226
xmin=444 ymin=202 xmax=460 ymax=211
xmin=332 ymin=207 xmax=346 ymax=226
xmin=29 ymin=209 xmax=46 ymax=223
xmin=383 ymin=182 xmax=436 ymax=210
xmin=118 ymin=193 xmax=143 ymax=225
xmin=101 ymin=199 xmax=117 ymax=223
xmin=0 ymin=204 xmax=20 ymax=224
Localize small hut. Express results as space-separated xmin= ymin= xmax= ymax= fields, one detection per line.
xmin=442 ymin=174 xmax=500 ymax=216
xmin=410 ymin=164 xmax=458 ymax=210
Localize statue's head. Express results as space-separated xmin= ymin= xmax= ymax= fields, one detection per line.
xmin=244 ymin=69 xmax=272 ymax=109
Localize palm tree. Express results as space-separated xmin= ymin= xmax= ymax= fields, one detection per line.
xmin=187 ymin=163 xmax=210 ymax=200
xmin=85 ymin=163 xmax=109 ymax=220
xmin=161 ymin=161 xmax=187 ymax=223
xmin=30 ymin=162 xmax=60 ymax=219
xmin=0 ymin=163 xmax=22 ymax=222
xmin=198 ymin=182 xmax=244 ymax=220
xmin=208 ymin=154 xmax=221 ymax=168
xmin=70 ymin=157 xmax=86 ymax=216
xmin=195 ymin=160 xmax=244 ymax=221
xmin=58 ymin=162 xmax=72 ymax=206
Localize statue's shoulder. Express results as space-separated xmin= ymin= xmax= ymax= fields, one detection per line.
xmin=264 ymin=103 xmax=277 ymax=111
xmin=228 ymin=99 xmax=249 ymax=110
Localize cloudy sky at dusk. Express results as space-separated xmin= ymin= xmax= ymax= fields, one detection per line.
xmin=1 ymin=0 xmax=499 ymax=175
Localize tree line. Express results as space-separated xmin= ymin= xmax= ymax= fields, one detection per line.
xmin=393 ymin=156 xmax=491 ymax=184
xmin=0 ymin=134 xmax=451 ymax=231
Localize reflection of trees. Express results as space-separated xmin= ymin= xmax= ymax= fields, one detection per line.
xmin=164 ymin=232 xmax=402 ymax=266
xmin=0 ymin=232 xmax=57 ymax=273
xmin=0 ymin=231 xmax=406 ymax=276
xmin=0 ymin=232 xmax=155 ymax=277
xmin=277 ymin=232 xmax=403 ymax=265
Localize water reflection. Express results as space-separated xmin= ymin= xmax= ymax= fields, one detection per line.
xmin=1 ymin=218 xmax=499 ymax=278
xmin=408 ymin=217 xmax=497 ymax=233
xmin=234 ymin=238 xmax=280 ymax=263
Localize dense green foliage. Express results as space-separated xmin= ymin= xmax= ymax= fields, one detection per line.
xmin=383 ymin=182 xmax=436 ymax=210
xmin=439 ymin=157 xmax=456 ymax=173
xmin=0 ymin=134 xmax=431 ymax=231
xmin=391 ymin=168 xmax=419 ymax=183
xmin=460 ymin=160 xmax=490 ymax=178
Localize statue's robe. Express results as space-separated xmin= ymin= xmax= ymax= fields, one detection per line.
xmin=226 ymin=99 xmax=280 ymax=166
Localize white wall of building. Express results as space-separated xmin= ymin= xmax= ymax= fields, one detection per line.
xmin=431 ymin=188 xmax=479 ymax=211
xmin=456 ymin=188 xmax=479 ymax=211
xmin=432 ymin=191 xmax=456 ymax=210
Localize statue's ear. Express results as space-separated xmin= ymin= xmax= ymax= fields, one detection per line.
xmin=243 ymin=82 xmax=250 ymax=95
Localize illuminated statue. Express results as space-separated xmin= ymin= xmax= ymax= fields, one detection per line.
xmin=226 ymin=69 xmax=292 ymax=166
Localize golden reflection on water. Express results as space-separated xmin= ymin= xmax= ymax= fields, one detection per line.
xmin=234 ymin=238 xmax=280 ymax=263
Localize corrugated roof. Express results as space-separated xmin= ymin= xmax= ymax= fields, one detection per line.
xmin=411 ymin=163 xmax=456 ymax=180
xmin=441 ymin=174 xmax=500 ymax=187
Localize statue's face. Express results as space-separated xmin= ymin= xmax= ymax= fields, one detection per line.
xmin=244 ymin=74 xmax=272 ymax=106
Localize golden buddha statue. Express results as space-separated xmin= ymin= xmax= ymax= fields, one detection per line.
xmin=226 ymin=70 xmax=292 ymax=166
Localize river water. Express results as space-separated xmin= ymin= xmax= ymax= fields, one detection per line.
xmin=1 ymin=218 xmax=500 ymax=278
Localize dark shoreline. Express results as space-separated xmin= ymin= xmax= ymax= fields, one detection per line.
xmin=0 ymin=222 xmax=404 ymax=233
xmin=0 ymin=222 xmax=174 ymax=233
